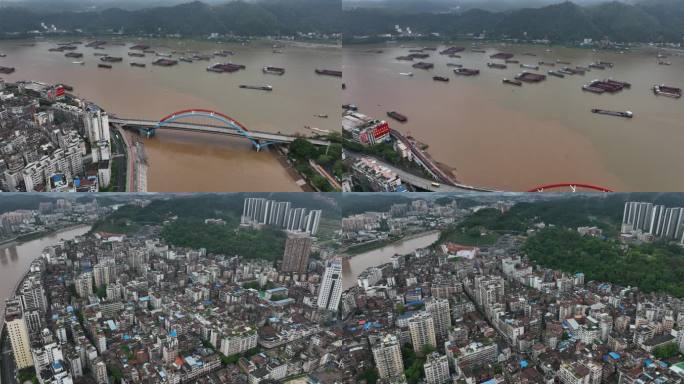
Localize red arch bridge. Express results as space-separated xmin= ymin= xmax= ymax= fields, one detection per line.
xmin=109 ymin=109 xmax=331 ymax=151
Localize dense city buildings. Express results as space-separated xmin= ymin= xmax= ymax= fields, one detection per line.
xmin=0 ymin=81 xmax=112 ymax=192
xmin=1 ymin=193 xmax=684 ymax=384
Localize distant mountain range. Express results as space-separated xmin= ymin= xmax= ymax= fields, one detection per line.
xmin=344 ymin=0 xmax=684 ymax=42
xmin=0 ymin=0 xmax=341 ymax=36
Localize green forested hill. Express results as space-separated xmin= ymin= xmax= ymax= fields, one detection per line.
xmin=343 ymin=0 xmax=684 ymax=43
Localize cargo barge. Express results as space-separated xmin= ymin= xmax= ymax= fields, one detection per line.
xmin=263 ymin=66 xmax=285 ymax=75
xmin=100 ymin=56 xmax=123 ymax=63
xmin=539 ymin=61 xmax=555 ymax=67
xmin=433 ymin=76 xmax=449 ymax=82
xmin=239 ymin=85 xmax=273 ymax=91
xmin=487 ymin=62 xmax=507 ymax=69
xmin=93 ymin=52 xmax=108 ymax=57
xmin=548 ymin=70 xmax=564 ymax=78
xmin=387 ymin=111 xmax=407 ymax=122
xmin=589 ymin=63 xmax=607 ymax=70
xmin=653 ymin=85 xmax=682 ymax=99
xmin=583 ymin=79 xmax=631 ymax=94
xmin=515 ymin=72 xmax=546 ymax=83
xmin=128 ymin=52 xmax=145 ymax=57
xmin=207 ymin=63 xmax=246 ymax=73
xmin=179 ymin=57 xmax=193 ymax=63
xmin=130 ymin=44 xmax=150 ymax=51
xmin=64 ymin=52 xmax=83 ymax=58
xmin=471 ymin=49 xmax=486 ymax=53
xmin=0 ymin=66 xmax=16 ymax=74
xmin=503 ymin=78 xmax=522 ymax=86
xmin=448 ymin=54 xmax=462 ymax=59
xmin=412 ymin=62 xmax=434 ymax=70
xmin=520 ymin=64 xmax=540 ymax=70
xmin=130 ymin=62 xmax=146 ymax=68
xmin=591 ymin=109 xmax=633 ymax=118
xmin=490 ymin=52 xmax=514 ymax=60
xmin=446 ymin=63 xmax=463 ymax=68
xmin=453 ymin=68 xmax=480 ymax=76
xmin=407 ymin=53 xmax=430 ymax=59
xmin=98 ymin=64 xmax=112 ymax=69
xmin=440 ymin=47 xmax=465 ymax=55
xmin=213 ymin=50 xmax=235 ymax=57
xmin=505 ymin=59 xmax=520 ymax=64
xmin=557 ymin=60 xmax=572 ymax=65
xmin=315 ymin=69 xmax=342 ymax=77
xmin=152 ymin=58 xmax=178 ymax=66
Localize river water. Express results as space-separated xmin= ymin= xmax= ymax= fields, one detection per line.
xmin=342 ymin=231 xmax=439 ymax=289
xmin=0 ymin=225 xmax=91 ymax=326
xmin=0 ymin=38 xmax=341 ymax=192
xmin=343 ymin=43 xmax=684 ymax=192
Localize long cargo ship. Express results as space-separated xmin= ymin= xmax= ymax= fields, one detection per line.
xmin=503 ymin=78 xmax=522 ymax=86
xmin=100 ymin=56 xmax=123 ymax=63
xmin=387 ymin=111 xmax=407 ymax=122
xmin=152 ymin=58 xmax=178 ymax=67
xmin=653 ymin=85 xmax=682 ymax=99
xmin=487 ymin=62 xmax=507 ymax=69
xmin=440 ymin=46 xmax=465 ymax=55
xmin=490 ymin=52 xmax=514 ymax=60
xmin=263 ymin=66 xmax=285 ymax=75
xmin=315 ymin=69 xmax=342 ymax=77
xmin=453 ymin=68 xmax=480 ymax=76
xmin=412 ymin=62 xmax=434 ymax=70
xmin=591 ymin=109 xmax=633 ymax=118
xmin=239 ymin=85 xmax=273 ymax=91
xmin=520 ymin=64 xmax=540 ymax=70
xmin=207 ymin=63 xmax=246 ymax=73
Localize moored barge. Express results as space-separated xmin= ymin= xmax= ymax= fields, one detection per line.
xmin=433 ymin=76 xmax=449 ymax=82
xmin=487 ymin=62 xmax=507 ymax=69
xmin=591 ymin=109 xmax=633 ymax=118
xmin=515 ymin=72 xmax=546 ymax=83
xmin=653 ymin=85 xmax=682 ymax=99
xmin=387 ymin=111 xmax=407 ymax=122
xmin=453 ymin=68 xmax=480 ymax=76
xmin=315 ymin=69 xmax=342 ymax=77
xmin=263 ymin=66 xmax=285 ymax=75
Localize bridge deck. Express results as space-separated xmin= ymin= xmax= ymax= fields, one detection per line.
xmin=110 ymin=118 xmax=330 ymax=146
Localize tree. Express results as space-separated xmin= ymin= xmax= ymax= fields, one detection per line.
xmin=653 ymin=343 xmax=679 ymax=359
xmin=357 ymin=368 xmax=379 ymax=384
